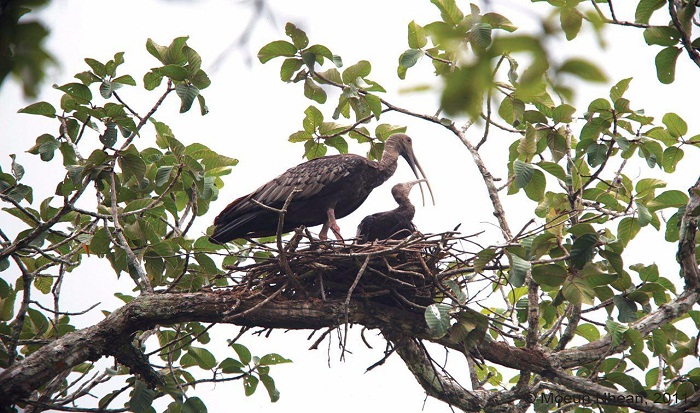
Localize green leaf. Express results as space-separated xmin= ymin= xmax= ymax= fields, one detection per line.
xmin=647 ymin=190 xmax=689 ymax=211
xmin=85 ymin=57 xmax=107 ymax=77
xmin=258 ymin=374 xmax=280 ymax=403
xmin=99 ymin=80 xmax=114 ymax=99
xmin=230 ymin=343 xmax=252 ymax=365
xmin=552 ymin=103 xmax=575 ymax=124
xmin=27 ymin=134 xmax=60 ymax=162
xmin=430 ymin=0 xmax=464 ymax=25
xmin=605 ymin=372 xmax=644 ymax=394
xmin=662 ymin=112 xmax=687 ymax=138
xmin=164 ymin=36 xmax=189 ymax=65
xmin=143 ymin=71 xmax=163 ymax=91
xmin=325 ymin=136 xmax=348 ymax=154
xmin=304 ymin=140 xmax=327 ymax=160
xmin=285 ymin=23 xmax=308 ymax=49
xmin=424 ymin=303 xmax=451 ymax=338
xmin=481 ymin=13 xmax=517 ymax=32
xmin=617 ymin=217 xmax=640 ymax=247
xmin=306 ymin=44 xmax=333 ymax=62
xmin=532 ymin=264 xmax=566 ymax=287
xmin=10 ymin=154 xmax=24 ymax=181
xmin=665 ymin=210 xmax=681 ymax=242
xmin=128 ymin=380 xmax=155 ymax=413
xmin=219 ymin=357 xmax=245 ymax=374
xmin=536 ymin=161 xmax=566 ymax=181
xmin=259 ymin=353 xmax=292 ymax=365
xmin=635 ymin=0 xmax=666 ymax=24
xmin=635 ymin=177 xmax=666 ymax=196
xmin=560 ymin=7 xmax=582 ymax=40
xmin=637 ymin=203 xmax=652 ymax=227
xmin=182 ymin=347 xmax=216 ymax=370
xmin=54 ymin=82 xmax=92 ymax=103
xmin=303 ymin=78 xmax=326 ymax=104
xmin=407 ymin=20 xmax=427 ymax=48
xmin=280 ymin=58 xmax=303 ymax=82
xmin=399 ymin=49 xmax=424 ymax=70
xmin=244 ymin=375 xmax=259 ymax=396
xmin=498 ymin=96 xmax=524 ymax=126
xmin=474 ymin=248 xmax=496 ymax=273
xmin=146 ymin=38 xmax=167 ymax=63
xmin=562 ymin=277 xmax=595 ymax=305
xmin=451 ymin=309 xmax=488 ymax=350
xmin=113 ymin=74 xmax=136 ymax=86
xmin=158 ymin=64 xmax=188 ymax=81
xmin=586 ymin=143 xmax=609 ymax=167
xmin=513 ymin=159 xmax=534 ymax=189
xmin=655 ymin=47 xmax=682 ymax=84
xmin=175 ymin=83 xmax=199 ymax=113
xmin=517 ymin=126 xmax=537 ymax=157
xmin=605 ymin=319 xmax=628 ymax=347
xmin=182 ymin=397 xmax=207 ymax=413
xmin=509 ymin=253 xmax=530 ymax=287
xmin=18 ymin=101 xmax=56 ymax=118
xmin=196 ymin=94 xmax=209 ymax=116
xmin=34 ymin=276 xmax=52 ymax=294
xmin=303 ymin=105 xmax=324 ymax=133
xmin=258 ymin=40 xmax=297 ymax=63
xmin=100 ymin=122 xmax=118 ymax=147
xmin=570 ymin=233 xmax=598 ymax=270
xmin=610 ymin=78 xmax=632 ymax=102
xmin=662 ymin=146 xmax=684 ymax=173
xmin=342 ymin=60 xmax=371 ymax=84
xmin=470 ymin=23 xmax=493 ymax=50
xmin=118 ymin=152 xmax=146 ymax=182
xmin=288 ymin=131 xmax=313 ymax=143
xmin=524 ymin=169 xmax=545 ymax=201
xmin=613 ymin=295 xmax=638 ymax=322
xmin=558 ymin=58 xmax=607 ymax=82
xmin=643 ymin=26 xmax=680 ymax=46
xmin=576 ymin=323 xmax=601 ymax=342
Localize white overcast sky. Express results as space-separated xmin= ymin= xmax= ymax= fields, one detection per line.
xmin=1 ymin=1 xmax=699 ymax=412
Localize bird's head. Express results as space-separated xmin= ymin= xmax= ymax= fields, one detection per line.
xmin=386 ymin=134 xmax=435 ymax=206
xmin=391 ymin=179 xmax=426 ymax=202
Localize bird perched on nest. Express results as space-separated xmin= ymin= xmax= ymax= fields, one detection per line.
xmin=356 ymin=179 xmax=425 ymax=243
xmin=209 ymin=134 xmax=434 ymax=243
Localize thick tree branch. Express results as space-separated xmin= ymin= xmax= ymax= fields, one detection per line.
xmin=0 ymin=288 xmax=557 ymax=408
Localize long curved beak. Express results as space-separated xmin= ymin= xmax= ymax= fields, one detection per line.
xmin=403 ymin=151 xmax=435 ymax=207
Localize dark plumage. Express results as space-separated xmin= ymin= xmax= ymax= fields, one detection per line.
xmin=209 ymin=134 xmax=434 ymax=243
xmin=356 ymin=180 xmax=424 ymax=243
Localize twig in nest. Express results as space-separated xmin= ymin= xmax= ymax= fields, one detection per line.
xmin=344 ymin=255 xmax=371 ymax=307
xmin=341 ymin=255 xmax=372 ymax=360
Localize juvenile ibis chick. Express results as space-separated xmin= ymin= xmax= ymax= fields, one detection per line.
xmin=356 ymin=179 xmax=426 ymax=243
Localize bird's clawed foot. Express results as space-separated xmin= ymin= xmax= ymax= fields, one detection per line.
xmin=320 ymin=208 xmax=345 ymax=242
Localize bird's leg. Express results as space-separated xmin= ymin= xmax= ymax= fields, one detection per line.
xmin=326 ymin=208 xmax=344 ymax=241
xmin=319 ymin=223 xmax=329 ymax=241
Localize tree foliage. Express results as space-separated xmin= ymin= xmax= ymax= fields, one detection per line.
xmin=2 ymin=1 xmax=700 ymax=412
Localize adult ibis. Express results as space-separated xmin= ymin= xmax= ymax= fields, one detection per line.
xmin=209 ymin=134 xmax=433 ymax=243
xmin=356 ymin=179 xmax=424 ymax=243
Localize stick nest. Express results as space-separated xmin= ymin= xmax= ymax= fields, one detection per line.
xmin=227 ymin=231 xmax=480 ymax=312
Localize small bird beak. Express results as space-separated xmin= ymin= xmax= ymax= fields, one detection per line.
xmin=403 ymin=151 xmax=435 ymax=207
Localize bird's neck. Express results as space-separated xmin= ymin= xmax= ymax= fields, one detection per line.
xmin=395 ymin=203 xmax=415 ymax=217
xmin=378 ymin=149 xmax=399 ymax=174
